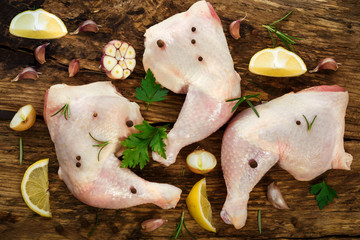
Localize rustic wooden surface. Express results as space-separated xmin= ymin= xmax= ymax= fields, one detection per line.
xmin=0 ymin=0 xmax=359 ymax=239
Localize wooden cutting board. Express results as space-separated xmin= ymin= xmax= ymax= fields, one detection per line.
xmin=0 ymin=0 xmax=359 ymax=239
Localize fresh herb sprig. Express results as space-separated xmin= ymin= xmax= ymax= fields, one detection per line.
xmin=262 ymin=11 xmax=302 ymax=51
xmin=89 ymin=133 xmax=110 ymax=161
xmin=135 ymin=69 xmax=169 ymax=110
xmin=51 ymin=102 xmax=70 ymax=120
xmin=120 ymin=120 xmax=167 ymax=170
xmin=19 ymin=137 xmax=23 ymax=165
xmin=257 ymin=210 xmax=262 ymax=235
xmin=226 ymin=94 xmax=261 ymax=117
xmin=169 ymin=211 xmax=196 ymax=240
xmin=88 ymin=212 xmax=99 ymax=237
xmin=310 ymin=180 xmax=338 ymax=210
xmin=303 ymin=114 xmax=317 ymax=132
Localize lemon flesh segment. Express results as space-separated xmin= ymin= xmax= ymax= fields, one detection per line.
xmin=186 ymin=178 xmax=216 ymax=232
xmin=10 ymin=9 xmax=67 ymax=39
xmin=21 ymin=158 xmax=52 ymax=217
xmin=249 ymin=47 xmax=307 ymax=77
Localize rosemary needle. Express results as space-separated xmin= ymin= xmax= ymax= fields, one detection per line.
xmin=226 ymin=94 xmax=261 ymax=117
xmin=262 ymin=11 xmax=302 ymax=51
xmin=19 ymin=137 xmax=23 ymax=165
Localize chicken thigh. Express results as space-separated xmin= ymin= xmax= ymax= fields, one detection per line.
xmin=44 ymin=82 xmax=181 ymax=209
xmin=220 ymin=85 xmax=352 ymax=229
xmin=143 ymin=0 xmax=241 ymax=166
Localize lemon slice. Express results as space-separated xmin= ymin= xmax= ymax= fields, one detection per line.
xmin=186 ymin=178 xmax=216 ymax=232
xmin=249 ymin=47 xmax=307 ymax=77
xmin=9 ymin=9 xmax=67 ymax=39
xmin=21 ymin=158 xmax=52 ymax=217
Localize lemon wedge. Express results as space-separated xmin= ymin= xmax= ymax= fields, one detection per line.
xmin=186 ymin=178 xmax=216 ymax=232
xmin=249 ymin=47 xmax=307 ymax=77
xmin=21 ymin=158 xmax=52 ymax=217
xmin=9 ymin=9 xmax=67 ymax=39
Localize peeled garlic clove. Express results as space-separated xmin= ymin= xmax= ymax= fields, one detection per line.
xmin=267 ymin=182 xmax=289 ymax=209
xmin=186 ymin=149 xmax=217 ymax=174
xmin=309 ymin=58 xmax=341 ymax=73
xmin=70 ymin=20 xmax=101 ymax=35
xmin=101 ymin=40 xmax=136 ymax=80
xmin=229 ymin=14 xmax=247 ymax=40
xmin=141 ymin=218 xmax=167 ymax=232
xmin=11 ymin=67 xmax=40 ymax=82
xmin=68 ymin=59 xmax=80 ymax=77
xmin=34 ymin=43 xmax=50 ymax=64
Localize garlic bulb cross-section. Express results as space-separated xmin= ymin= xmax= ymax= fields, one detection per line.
xmin=101 ymin=40 xmax=136 ymax=80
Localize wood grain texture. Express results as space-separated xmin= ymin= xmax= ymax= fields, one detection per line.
xmin=0 ymin=0 xmax=359 ymax=239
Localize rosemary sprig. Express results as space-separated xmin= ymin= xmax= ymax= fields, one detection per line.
xmin=89 ymin=132 xmax=110 ymax=161
xmin=19 ymin=137 xmax=23 ymax=165
xmin=258 ymin=210 xmax=262 ymax=235
xmin=262 ymin=11 xmax=302 ymax=51
xmin=88 ymin=212 xmax=99 ymax=237
xmin=51 ymin=102 xmax=70 ymax=120
xmin=303 ymin=114 xmax=317 ymax=132
xmin=169 ymin=211 xmax=196 ymax=240
xmin=226 ymin=94 xmax=261 ymax=117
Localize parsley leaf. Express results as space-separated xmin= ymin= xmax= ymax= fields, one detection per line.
xmin=135 ymin=69 xmax=169 ymax=110
xmin=120 ymin=120 xmax=167 ymax=170
xmin=310 ymin=180 xmax=338 ymax=210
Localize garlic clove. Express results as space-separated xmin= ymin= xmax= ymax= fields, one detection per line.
xmin=68 ymin=59 xmax=80 ymax=77
xmin=104 ymin=44 xmax=116 ymax=57
xmin=141 ymin=218 xmax=167 ymax=232
xmin=102 ymin=56 xmax=117 ymax=71
xmin=309 ymin=58 xmax=341 ymax=73
xmin=110 ymin=65 xmax=124 ymax=79
xmin=11 ymin=67 xmax=40 ymax=82
xmin=69 ymin=20 xmax=101 ymax=35
xmin=120 ymin=42 xmax=129 ymax=57
xmin=125 ymin=59 xmax=136 ymax=71
xmin=267 ymin=182 xmax=289 ymax=209
xmin=229 ymin=14 xmax=247 ymax=40
xmin=186 ymin=149 xmax=217 ymax=174
xmin=34 ymin=43 xmax=50 ymax=64
xmin=125 ymin=46 xmax=136 ymax=59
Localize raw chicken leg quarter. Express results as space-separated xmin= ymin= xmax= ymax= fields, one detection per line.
xmin=220 ymin=85 xmax=352 ymax=229
xmin=44 ymin=82 xmax=181 ymax=209
xmin=143 ymin=0 xmax=241 ymax=166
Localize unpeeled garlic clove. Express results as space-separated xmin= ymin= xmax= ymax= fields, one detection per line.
xmin=68 ymin=59 xmax=80 ymax=77
xmin=229 ymin=14 xmax=247 ymax=40
xmin=309 ymin=58 xmax=341 ymax=73
xmin=267 ymin=182 xmax=289 ymax=209
xmin=70 ymin=20 xmax=101 ymax=35
xmin=141 ymin=218 xmax=167 ymax=232
xmin=11 ymin=67 xmax=40 ymax=82
xmin=34 ymin=43 xmax=50 ymax=64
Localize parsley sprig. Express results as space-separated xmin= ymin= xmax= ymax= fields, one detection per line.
xmin=262 ymin=11 xmax=302 ymax=51
xmin=169 ymin=211 xmax=196 ymax=240
xmin=303 ymin=114 xmax=317 ymax=132
xmin=310 ymin=180 xmax=338 ymax=210
xmin=226 ymin=93 xmax=261 ymax=117
xmin=135 ymin=69 xmax=169 ymax=110
xmin=51 ymin=102 xmax=70 ymax=120
xmin=89 ymin=132 xmax=110 ymax=161
xmin=120 ymin=120 xmax=167 ymax=170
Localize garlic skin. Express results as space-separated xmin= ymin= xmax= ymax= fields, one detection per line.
xmin=101 ymin=40 xmax=136 ymax=80
xmin=34 ymin=43 xmax=50 ymax=64
xmin=309 ymin=58 xmax=341 ymax=73
xmin=229 ymin=14 xmax=247 ymax=40
xmin=70 ymin=20 xmax=101 ymax=35
xmin=141 ymin=218 xmax=167 ymax=232
xmin=11 ymin=67 xmax=40 ymax=82
xmin=267 ymin=182 xmax=289 ymax=209
xmin=68 ymin=59 xmax=80 ymax=77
